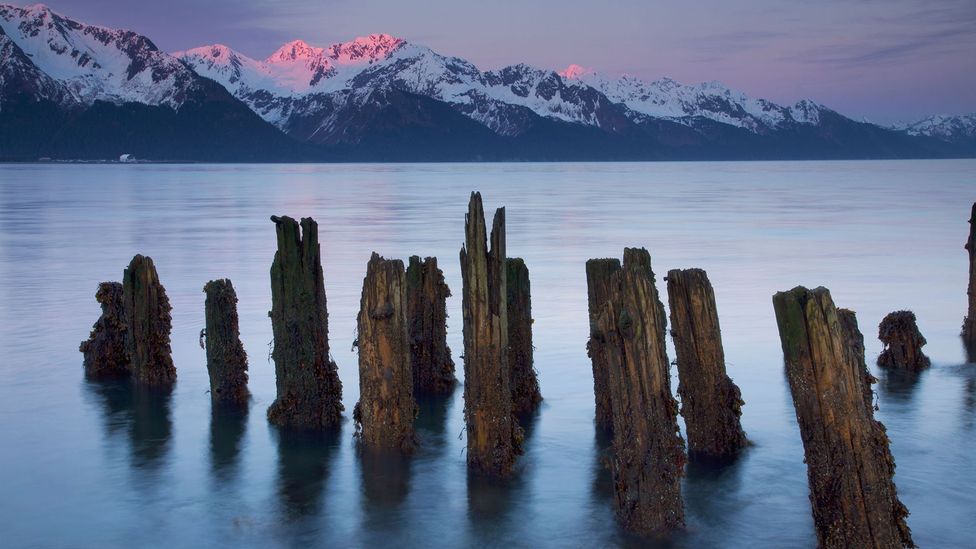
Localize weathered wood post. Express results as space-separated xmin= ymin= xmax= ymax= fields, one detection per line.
xmin=878 ymin=311 xmax=930 ymax=372
xmin=354 ymin=253 xmax=418 ymax=452
xmin=838 ymin=308 xmax=876 ymax=409
xmin=665 ymin=268 xmax=748 ymax=460
xmin=507 ymin=257 xmax=542 ymax=415
xmin=81 ymin=281 xmax=129 ymax=379
xmin=460 ymin=192 xmax=522 ymax=477
xmin=585 ymin=258 xmax=621 ymax=431
xmin=123 ymin=254 xmax=176 ymax=385
xmin=594 ymin=247 xmax=685 ymax=536
xmin=406 ymin=256 xmax=456 ymax=394
xmin=203 ymin=279 xmax=249 ymax=405
xmin=773 ymin=286 xmax=914 ymax=549
xmin=963 ymin=202 xmax=976 ymax=348
xmin=267 ymin=215 xmax=343 ymax=429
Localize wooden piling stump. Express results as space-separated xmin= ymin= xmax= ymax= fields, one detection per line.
xmin=406 ymin=256 xmax=456 ymax=394
xmin=203 ymin=279 xmax=249 ymax=405
xmin=594 ymin=248 xmax=685 ymax=536
xmin=963 ymin=203 xmax=976 ymax=346
xmin=773 ymin=286 xmax=914 ymax=549
xmin=123 ymin=255 xmax=175 ymax=385
xmin=585 ymin=258 xmax=621 ymax=431
xmin=354 ymin=253 xmax=417 ymax=452
xmin=507 ymin=257 xmax=542 ymax=415
xmin=838 ymin=308 xmax=876 ymax=409
xmin=877 ymin=311 xmax=930 ymax=372
xmin=267 ymin=215 xmax=343 ymax=429
xmin=80 ymin=281 xmax=129 ymax=379
xmin=665 ymin=268 xmax=748 ymax=460
xmin=459 ymin=192 xmax=522 ymax=477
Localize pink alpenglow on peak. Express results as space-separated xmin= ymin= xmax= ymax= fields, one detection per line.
xmin=558 ymin=64 xmax=593 ymax=80
xmin=326 ymin=33 xmax=406 ymax=65
xmin=266 ymin=39 xmax=325 ymax=63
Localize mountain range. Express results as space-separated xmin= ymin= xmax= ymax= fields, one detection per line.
xmin=1 ymin=3 xmax=973 ymax=162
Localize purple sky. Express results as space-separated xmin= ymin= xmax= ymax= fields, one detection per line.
xmin=38 ymin=0 xmax=976 ymax=123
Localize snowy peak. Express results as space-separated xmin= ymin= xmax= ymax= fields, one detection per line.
xmin=0 ymin=2 xmax=197 ymax=108
xmin=267 ymin=39 xmax=322 ymax=63
xmin=558 ymin=64 xmax=593 ymax=80
xmin=894 ymin=113 xmax=976 ymax=142
xmin=326 ymin=33 xmax=405 ymax=65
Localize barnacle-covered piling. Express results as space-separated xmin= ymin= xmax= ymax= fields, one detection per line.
xmin=459 ymin=192 xmax=522 ymax=477
xmin=267 ymin=215 xmax=343 ymax=429
xmin=773 ymin=286 xmax=914 ymax=549
xmin=354 ymin=253 xmax=417 ymax=452
xmin=123 ymin=254 xmax=175 ymax=385
xmin=878 ymin=310 xmax=930 ymax=372
xmin=666 ymin=268 xmax=747 ymax=460
xmin=507 ymin=257 xmax=542 ymax=415
xmin=406 ymin=256 xmax=456 ymax=394
xmin=585 ymin=258 xmax=621 ymax=431
xmin=203 ymin=279 xmax=249 ymax=405
xmin=80 ymin=281 xmax=129 ymax=379
xmin=594 ymin=248 xmax=685 ymax=536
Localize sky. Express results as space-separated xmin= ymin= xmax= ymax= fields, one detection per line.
xmin=37 ymin=0 xmax=976 ymax=124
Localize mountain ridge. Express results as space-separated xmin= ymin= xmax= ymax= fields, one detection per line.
xmin=0 ymin=2 xmax=972 ymax=161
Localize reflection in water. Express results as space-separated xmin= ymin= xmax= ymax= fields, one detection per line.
xmin=414 ymin=390 xmax=455 ymax=448
xmin=359 ymin=447 xmax=413 ymax=523
xmin=210 ymin=403 xmax=249 ymax=482
xmin=466 ymin=410 xmax=539 ymax=528
xmin=273 ymin=427 xmax=341 ymax=521
xmin=878 ymin=368 xmax=923 ymax=403
xmin=683 ymin=454 xmax=747 ymax=532
xmin=590 ymin=426 xmax=614 ymax=506
xmin=963 ymin=338 xmax=976 ymax=365
xmin=86 ymin=379 xmax=173 ymax=471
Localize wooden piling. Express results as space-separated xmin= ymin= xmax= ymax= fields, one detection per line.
xmin=665 ymin=268 xmax=748 ymax=460
xmin=594 ymin=248 xmax=685 ymax=536
xmin=585 ymin=258 xmax=621 ymax=431
xmin=459 ymin=192 xmax=522 ymax=477
xmin=964 ymin=203 xmax=976 ymax=346
xmin=267 ymin=215 xmax=343 ymax=429
xmin=123 ymin=254 xmax=176 ymax=385
xmin=406 ymin=256 xmax=456 ymax=394
xmin=203 ymin=279 xmax=249 ymax=405
xmin=838 ymin=308 xmax=876 ymax=409
xmin=80 ymin=281 xmax=129 ymax=379
xmin=507 ymin=257 xmax=542 ymax=415
xmin=354 ymin=253 xmax=417 ymax=452
xmin=773 ymin=286 xmax=914 ymax=549
xmin=878 ymin=311 xmax=930 ymax=372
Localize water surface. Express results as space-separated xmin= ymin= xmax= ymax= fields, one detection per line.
xmin=1 ymin=161 xmax=974 ymax=548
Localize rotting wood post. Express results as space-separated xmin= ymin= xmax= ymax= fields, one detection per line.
xmin=838 ymin=308 xmax=877 ymax=409
xmin=203 ymin=279 xmax=249 ymax=405
xmin=773 ymin=286 xmax=914 ymax=549
xmin=267 ymin=215 xmax=343 ymax=429
xmin=665 ymin=268 xmax=748 ymax=460
xmin=877 ymin=311 xmax=930 ymax=372
xmin=354 ymin=253 xmax=418 ymax=452
xmin=594 ymin=247 xmax=685 ymax=536
xmin=123 ymin=254 xmax=176 ymax=385
xmin=963 ymin=202 xmax=976 ymax=348
xmin=585 ymin=258 xmax=621 ymax=431
xmin=507 ymin=257 xmax=542 ymax=415
xmin=460 ymin=192 xmax=522 ymax=477
xmin=406 ymin=256 xmax=456 ymax=395
xmin=80 ymin=281 xmax=129 ymax=379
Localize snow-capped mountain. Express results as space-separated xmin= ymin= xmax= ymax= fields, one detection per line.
xmin=1 ymin=2 xmax=971 ymax=161
xmin=893 ymin=114 xmax=976 ymax=143
xmin=0 ymin=3 xmax=302 ymax=160
xmin=0 ymin=3 xmax=203 ymax=108
xmin=559 ymin=64 xmax=827 ymax=133
xmin=177 ymin=38 xmax=632 ymax=139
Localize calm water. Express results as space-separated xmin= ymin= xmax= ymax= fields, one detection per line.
xmin=1 ymin=161 xmax=974 ymax=548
